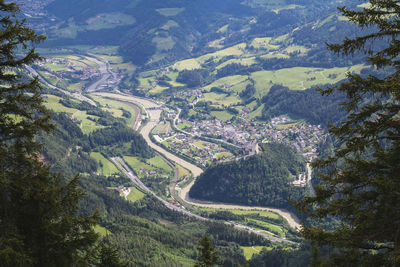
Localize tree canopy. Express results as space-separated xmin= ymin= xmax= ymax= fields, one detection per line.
xmin=195 ymin=235 xmax=219 ymax=267
xmin=0 ymin=1 xmax=105 ymax=265
xmin=297 ymin=0 xmax=400 ymax=265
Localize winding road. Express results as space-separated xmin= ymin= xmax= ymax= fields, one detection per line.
xmin=26 ymin=65 xmax=97 ymax=106
xmin=93 ymin=92 xmax=302 ymax=230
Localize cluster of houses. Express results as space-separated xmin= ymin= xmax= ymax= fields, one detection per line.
xmin=175 ymin=114 xmax=326 ymax=162
xmin=262 ymin=115 xmax=326 ymax=161
xmin=154 ymin=129 xmax=234 ymax=167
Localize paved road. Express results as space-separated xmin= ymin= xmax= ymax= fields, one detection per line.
xmin=110 ymin=157 xmax=206 ymax=221
xmin=98 ymin=93 xmax=298 ymax=243
xmin=111 ymin=156 xmax=295 ymax=244
xmin=173 ymin=108 xmax=241 ymax=149
xmin=94 ymin=93 xmax=204 ymax=176
xmin=26 ymin=65 xmax=97 ymax=106
xmin=86 ymin=56 xmax=112 ymax=92
xmin=93 ymin=93 xmax=302 ymax=230
xmin=306 ymin=163 xmax=316 ymax=197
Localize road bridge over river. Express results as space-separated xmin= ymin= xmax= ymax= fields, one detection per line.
xmin=94 ymin=92 xmax=302 ymax=231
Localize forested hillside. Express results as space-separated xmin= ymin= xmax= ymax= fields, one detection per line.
xmin=189 ymin=143 xmax=307 ymax=209
xmin=40 ymin=100 xmax=281 ymax=266
xmin=41 ymin=0 xmax=358 ymax=69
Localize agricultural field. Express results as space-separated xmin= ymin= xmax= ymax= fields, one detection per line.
xmin=200 ymin=208 xmax=281 ymax=220
xmin=201 ymin=92 xmax=241 ymax=107
xmin=241 ymin=246 xmax=272 ymax=260
xmin=90 ymin=152 xmax=120 ymax=176
xmin=250 ymin=64 xmax=366 ymax=98
xmin=152 ymin=122 xmax=172 ymax=135
xmin=216 ymin=57 xmax=257 ymax=69
xmin=85 ymin=12 xmax=136 ymax=31
xmin=43 ymin=95 xmax=105 ymax=134
xmin=210 ymin=111 xmax=234 ymax=122
xmin=90 ymin=95 xmax=138 ymax=127
xmin=246 ymin=104 xmax=264 ymax=119
xmin=204 ymin=75 xmax=248 ymax=91
xmin=146 ymin=155 xmax=173 ymax=173
xmin=50 ymin=12 xmax=136 ymax=39
xmin=246 ymin=218 xmax=286 ymax=238
xmin=123 ymin=155 xmax=172 ymax=178
xmin=126 ymin=187 xmax=146 ymax=203
xmin=149 ymin=85 xmax=169 ymax=95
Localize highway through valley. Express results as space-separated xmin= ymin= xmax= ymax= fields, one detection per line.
xmin=93 ymin=92 xmax=302 ymax=231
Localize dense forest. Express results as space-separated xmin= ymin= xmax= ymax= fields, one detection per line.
xmin=37 ymin=98 xmax=301 ymax=266
xmin=189 ymin=143 xmax=307 ymax=209
xmin=42 ymin=0 xmax=357 ymax=69
xmin=260 ymin=85 xmax=347 ymax=127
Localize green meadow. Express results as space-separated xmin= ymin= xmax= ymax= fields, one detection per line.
xmin=90 ymin=152 xmax=120 ymax=176
xmin=126 ymin=187 xmax=146 ymax=202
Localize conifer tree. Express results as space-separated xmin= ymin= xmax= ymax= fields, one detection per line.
xmin=195 ymin=235 xmax=219 ymax=267
xmin=298 ymin=1 xmax=400 ymax=265
xmin=0 ymin=1 xmax=101 ymax=265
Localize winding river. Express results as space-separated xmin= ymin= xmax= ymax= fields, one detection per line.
xmin=93 ymin=92 xmax=302 ymax=229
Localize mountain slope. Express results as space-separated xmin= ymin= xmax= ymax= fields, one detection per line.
xmin=189 ymin=143 xmax=307 ymax=209
xmin=43 ymin=0 xmax=354 ymax=68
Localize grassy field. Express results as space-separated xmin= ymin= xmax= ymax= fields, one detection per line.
xmin=216 ymin=57 xmax=257 ymax=69
xmin=124 ymin=156 xmax=156 ymax=175
xmin=241 ymin=246 xmax=272 ymax=260
xmin=217 ymin=24 xmax=229 ymax=33
xmin=67 ymin=81 xmax=87 ymax=92
xmin=156 ymin=7 xmax=185 ymax=16
xmin=247 ymin=218 xmax=285 ymax=238
xmin=44 ymin=95 xmax=105 ymax=133
xmin=204 ymin=75 xmax=248 ymax=91
xmin=250 ymin=64 xmax=366 ymax=98
xmin=52 ymin=13 xmax=135 ymax=38
xmin=152 ymin=122 xmax=172 ymax=135
xmin=126 ymin=187 xmax=145 ymax=202
xmin=90 ymin=95 xmax=138 ymax=127
xmin=90 ymin=152 xmax=120 ymax=176
xmin=260 ymin=52 xmax=290 ymax=59
xmin=123 ymin=155 xmax=172 ymax=177
xmin=215 ymin=152 xmax=233 ymax=159
xmin=147 ymin=155 xmax=173 ymax=173
xmin=192 ymin=141 xmax=206 ymax=149
xmin=173 ymin=58 xmax=202 ymax=71
xmin=200 ymin=208 xmax=281 ymax=220
xmin=86 ymin=12 xmax=136 ymax=31
xmin=94 ymin=225 xmax=111 ymax=236
xmin=172 ymin=43 xmax=247 ymax=71
xmin=176 ymin=164 xmax=191 ymax=178
xmin=247 ymin=104 xmax=264 ymax=119
xmin=148 ymin=85 xmax=170 ymax=95
xmin=210 ymin=110 xmax=234 ymax=122
xmin=176 ymin=123 xmax=192 ymax=130
xmin=250 ymin=37 xmax=279 ymax=50
xmin=201 ymin=92 xmax=241 ymax=107
xmin=72 ymin=110 xmax=105 ymax=134
xmin=153 ymin=36 xmax=175 ymax=51
xmin=45 ymin=63 xmax=67 ymax=72
xmin=161 ymin=20 xmax=179 ymax=30
xmin=43 ymin=95 xmax=78 ymax=113
xmin=198 ymin=43 xmax=246 ymax=63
